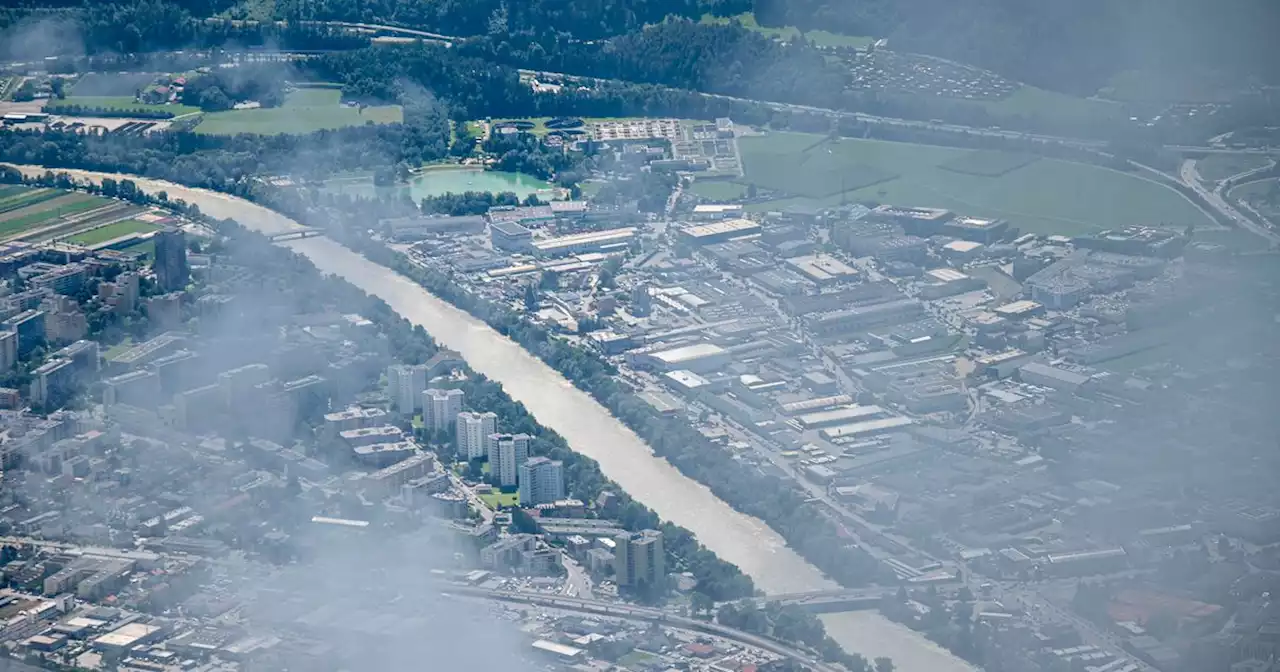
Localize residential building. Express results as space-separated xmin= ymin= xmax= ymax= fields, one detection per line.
xmin=614 ymin=529 xmax=665 ymax=589
xmin=491 ymin=433 xmax=531 ymax=487
xmin=455 ymin=411 xmax=496 ymax=460
xmin=103 ymin=370 xmax=161 ymax=407
xmin=30 ymin=358 xmax=75 ymax=408
xmin=0 ymin=330 xmax=17 ymax=371
xmin=518 ymin=456 xmax=564 ymax=506
xmin=386 ymin=364 xmax=428 ymax=414
xmin=423 ymin=387 xmax=464 ymax=431
xmin=3 ymin=310 xmax=45 ymax=357
xmin=153 ymin=228 xmax=189 ymax=292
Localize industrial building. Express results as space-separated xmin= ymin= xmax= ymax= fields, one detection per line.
xmin=819 ymin=416 xmax=914 ymax=441
xmin=1018 ymin=361 xmax=1092 ymax=392
xmin=630 ymin=342 xmax=731 ymax=373
xmin=794 ymin=405 xmax=888 ymax=429
xmin=785 ymin=254 xmax=859 ymax=285
xmin=489 ymin=220 xmax=533 ymax=251
xmin=804 ymin=299 xmax=925 ymax=337
xmin=679 ymin=218 xmax=762 ymax=246
xmin=532 ymin=228 xmax=636 ymax=257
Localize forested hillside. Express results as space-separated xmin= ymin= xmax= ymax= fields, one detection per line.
xmin=3 ymin=0 xmax=1277 ymax=99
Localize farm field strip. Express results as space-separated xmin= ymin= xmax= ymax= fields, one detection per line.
xmin=0 ymin=188 xmax=60 ymax=215
xmin=0 ymin=194 xmax=112 ymax=236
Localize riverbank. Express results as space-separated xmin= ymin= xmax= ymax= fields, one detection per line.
xmin=5 ymin=165 xmax=976 ymax=672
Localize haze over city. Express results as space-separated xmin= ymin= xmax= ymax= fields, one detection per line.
xmin=0 ymin=2 xmax=1276 ymax=672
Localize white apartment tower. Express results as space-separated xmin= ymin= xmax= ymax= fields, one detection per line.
xmin=455 ymin=411 xmax=497 ymax=460
xmin=423 ymin=387 xmax=465 ymax=431
xmin=518 ymin=456 xmax=564 ymax=506
xmin=386 ymin=364 xmax=428 ymax=413
xmin=490 ymin=433 xmax=531 ymax=487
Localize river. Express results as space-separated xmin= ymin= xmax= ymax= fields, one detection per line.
xmin=14 ymin=166 xmax=976 ymax=672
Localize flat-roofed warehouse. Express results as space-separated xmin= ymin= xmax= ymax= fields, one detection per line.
xmin=532 ymin=227 xmax=636 ymax=257
xmin=804 ymin=298 xmax=924 ymax=336
xmin=680 ymin=218 xmax=762 ymax=245
xmin=820 ymin=415 xmax=914 ymax=440
xmin=1018 ymin=361 xmax=1091 ymax=392
xmin=629 ymin=342 xmax=731 ymax=373
xmin=795 ymin=404 xmax=888 ymax=429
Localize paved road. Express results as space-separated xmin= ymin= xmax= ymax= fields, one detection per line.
xmin=1179 ymin=159 xmax=1280 ymax=245
xmin=457 ymin=587 xmax=843 ymax=672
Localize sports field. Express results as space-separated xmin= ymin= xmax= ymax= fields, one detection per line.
xmin=737 ymin=132 xmax=1213 ymax=235
xmin=193 ymin=87 xmax=402 ymax=135
xmin=67 ymin=219 xmax=159 ymax=246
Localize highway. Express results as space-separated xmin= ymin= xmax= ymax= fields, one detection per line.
xmin=1179 ymin=159 xmax=1280 ymax=246
xmin=454 ymin=586 xmax=844 ymax=672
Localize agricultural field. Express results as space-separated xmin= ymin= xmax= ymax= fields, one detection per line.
xmin=67 ymin=219 xmax=160 ymax=246
xmin=71 ymin=72 xmax=159 ymax=96
xmin=0 ymin=189 xmax=116 ymax=238
xmin=193 ymin=87 xmax=402 ymax=135
xmin=0 ymin=186 xmax=162 ymax=242
xmin=736 ymin=132 xmax=1213 ymax=236
xmin=1194 ymin=154 xmax=1273 ymax=183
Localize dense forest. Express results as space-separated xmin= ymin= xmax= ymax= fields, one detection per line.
xmin=5 ymin=0 xmax=1275 ymax=99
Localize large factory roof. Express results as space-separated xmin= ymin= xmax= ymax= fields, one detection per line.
xmin=649 ymin=342 xmax=726 ymax=363
xmin=681 ymin=218 xmax=761 ymax=239
xmin=531 ymin=227 xmax=636 ymax=252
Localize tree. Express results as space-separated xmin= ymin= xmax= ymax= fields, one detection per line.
xmin=874 ymin=657 xmax=894 ymax=672
xmin=523 ymin=283 xmax=540 ymax=311
xmin=690 ymin=591 xmax=714 ymax=617
xmin=198 ymin=86 xmax=233 ymax=112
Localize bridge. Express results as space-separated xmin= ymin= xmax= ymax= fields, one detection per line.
xmin=452 ymin=586 xmax=843 ymax=672
xmin=266 ymin=227 xmax=323 ymax=242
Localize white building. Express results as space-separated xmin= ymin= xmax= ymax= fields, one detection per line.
xmin=456 ymin=411 xmax=497 ymax=460
xmin=491 ymin=433 xmax=531 ymax=487
xmin=518 ymin=457 xmax=564 ymax=506
xmin=423 ymin=387 xmax=464 ymax=431
xmin=387 ymin=364 xmax=428 ymax=413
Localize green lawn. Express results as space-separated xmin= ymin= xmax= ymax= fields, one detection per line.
xmin=1195 ymin=154 xmax=1273 ymax=183
xmin=689 ymin=180 xmax=748 ymax=200
xmin=699 ymin=11 xmax=874 ymax=48
xmin=119 ymin=239 xmax=155 ymax=258
xmin=940 ymin=150 xmax=1040 ymax=177
xmin=67 ymin=219 xmax=159 ymax=245
xmin=50 ymin=96 xmax=200 ymax=116
xmin=737 ymin=132 xmax=1213 ymax=236
xmin=194 ymin=102 xmax=403 ymax=135
xmin=283 ymin=87 xmax=343 ymax=107
xmin=479 ymin=491 xmax=519 ymax=508
xmin=0 ymin=193 xmax=108 ymax=236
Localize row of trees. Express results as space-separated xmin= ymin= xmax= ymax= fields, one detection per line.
xmin=43 ymin=103 xmax=175 ymax=119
